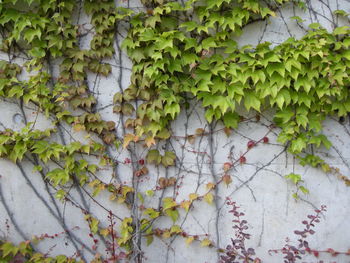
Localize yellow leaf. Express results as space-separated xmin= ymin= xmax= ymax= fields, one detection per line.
xmin=189 ymin=193 xmax=198 ymax=201
xmin=123 ymin=133 xmax=135 ymax=148
xmin=180 ymin=200 xmax=191 ymax=212
xmin=321 ymin=163 xmax=331 ymax=173
xmin=109 ymin=194 xmax=116 ymax=201
xmin=90 ymin=217 xmax=99 ymax=234
xmin=204 ymin=192 xmax=214 ymax=205
xmin=55 ymin=96 xmax=65 ymax=102
xmin=186 ymin=236 xmax=194 ymax=246
xmin=145 ymin=136 xmax=156 ymax=147
xmin=88 ymin=179 xmax=100 ymax=188
xmin=73 ymin=124 xmax=85 ymax=132
xmin=170 ymin=225 xmax=182 ymax=234
xmin=200 ymin=238 xmax=212 ymax=247
xmin=206 ymin=182 xmax=215 ymax=190
xmin=117 ymin=197 xmax=126 ymax=203
xmin=99 ymin=228 xmax=110 ymax=237
xmin=162 ymin=230 xmax=171 ymax=238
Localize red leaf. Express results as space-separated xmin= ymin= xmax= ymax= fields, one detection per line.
xmin=247 ymin=140 xmax=256 ymax=149
xmin=239 ymin=156 xmax=246 ymax=164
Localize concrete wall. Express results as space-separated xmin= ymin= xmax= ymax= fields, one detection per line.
xmin=0 ymin=0 xmax=350 ymax=262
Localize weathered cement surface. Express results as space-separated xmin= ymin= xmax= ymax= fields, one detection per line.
xmin=0 ymin=1 xmax=350 ymax=262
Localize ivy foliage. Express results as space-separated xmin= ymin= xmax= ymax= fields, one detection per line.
xmin=122 ymin=0 xmax=350 ymax=158
xmin=0 ymin=240 xmax=82 ymax=263
xmin=0 ymin=0 xmax=349 ymax=261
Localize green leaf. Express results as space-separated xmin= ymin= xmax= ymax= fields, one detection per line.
xmin=290 ymin=16 xmax=304 ymax=23
xmin=308 ymin=23 xmax=321 ymax=29
xmin=165 ymin=209 xmax=179 ymax=223
xmin=275 ymin=89 xmax=291 ymax=109
xmin=122 ymin=103 xmax=135 ymax=116
xmin=342 ymin=50 xmax=350 ymax=61
xmin=182 ymin=53 xmax=198 ymax=65
xmin=24 ymin=28 xmax=42 ymax=43
xmin=285 ymin=173 xmax=302 ymax=184
xmin=162 ymin=151 xmax=176 ymax=167
xmin=163 ymin=197 xmax=177 ymax=210
xmin=180 ymin=21 xmax=198 ymax=31
xmin=164 ymin=102 xmax=180 ymax=119
xmin=1 ymin=242 xmax=19 ymax=257
xmin=333 ymin=10 xmax=348 ymax=16
xmin=274 ymin=108 xmax=294 ymax=124
xmin=309 ymin=134 xmax=331 ymax=149
xmin=296 ymin=114 xmax=308 ymax=128
xmin=266 ymin=63 xmax=285 ymax=77
xmin=55 ymin=189 xmax=66 ymax=201
xmin=223 ymin=112 xmax=239 ymax=129
xmin=146 ymin=149 xmax=162 ymax=165
xmin=168 ymin=59 xmax=182 ymax=73
xmin=29 ymin=47 xmax=45 ymax=58
xmin=205 ymin=108 xmax=215 ymax=123
xmin=46 ymin=168 xmax=70 ymax=186
xmin=146 ymin=190 xmax=154 ymax=197
xmin=146 ymin=235 xmax=154 ymax=246
xmin=129 ymin=48 xmax=145 ymax=62
xmin=333 ymin=26 xmax=349 ymax=35
xmin=290 ymin=137 xmax=306 ymax=153
xmin=244 ymin=91 xmax=261 ymax=111
xmin=201 ymin=37 xmax=217 ymax=50
xmin=156 ymin=38 xmax=173 ymax=50
xmin=144 ymin=208 xmax=160 ymax=219
xmin=156 ymin=129 xmax=171 ymax=139
xmin=299 ymin=186 xmax=309 ymax=194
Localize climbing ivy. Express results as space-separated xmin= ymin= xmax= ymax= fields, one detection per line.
xmin=0 ymin=0 xmax=349 ymax=262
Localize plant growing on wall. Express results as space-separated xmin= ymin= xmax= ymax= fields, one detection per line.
xmin=0 ymin=0 xmax=349 ymax=262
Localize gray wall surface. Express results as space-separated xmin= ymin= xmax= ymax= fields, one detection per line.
xmin=0 ymin=1 xmax=350 ymax=262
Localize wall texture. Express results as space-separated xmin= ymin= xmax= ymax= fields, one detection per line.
xmin=0 ymin=0 xmax=350 ymax=262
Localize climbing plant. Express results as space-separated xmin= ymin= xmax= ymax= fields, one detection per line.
xmin=0 ymin=0 xmax=349 ymax=262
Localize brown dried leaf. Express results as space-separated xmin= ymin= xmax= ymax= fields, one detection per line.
xmin=222 ymin=174 xmax=232 ymax=186
xmin=195 ymin=128 xmax=205 ymax=135
xmin=188 ymin=135 xmax=196 ymax=144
